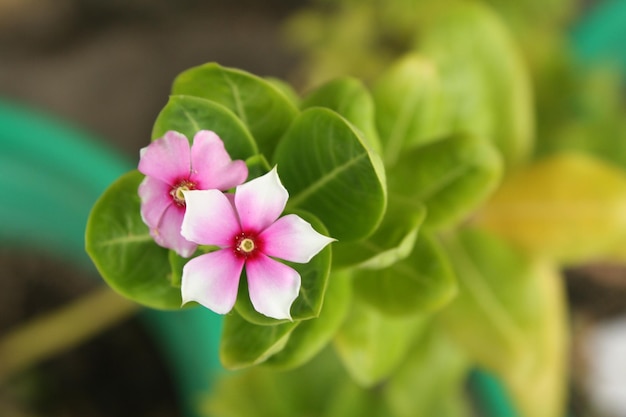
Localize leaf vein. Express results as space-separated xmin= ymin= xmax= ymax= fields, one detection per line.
xmin=223 ymin=73 xmax=248 ymax=126
xmin=288 ymin=152 xmax=368 ymax=208
xmin=447 ymin=235 xmax=526 ymax=347
xmin=416 ymin=164 xmax=471 ymax=202
xmin=180 ymin=106 xmax=201 ymax=133
xmin=98 ymin=233 xmax=154 ymax=246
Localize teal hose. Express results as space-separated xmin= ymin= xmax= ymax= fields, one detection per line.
xmin=571 ymin=0 xmax=626 ymax=72
xmin=468 ymin=369 xmax=520 ymax=417
xmin=0 ymin=99 xmax=129 ymax=263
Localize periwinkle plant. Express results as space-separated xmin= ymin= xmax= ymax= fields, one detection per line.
xmin=86 ymin=51 xmax=570 ymax=417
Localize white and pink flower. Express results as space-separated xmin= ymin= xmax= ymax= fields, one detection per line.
xmin=137 ymin=130 xmax=248 ymax=257
xmin=180 ymin=168 xmax=334 ymax=320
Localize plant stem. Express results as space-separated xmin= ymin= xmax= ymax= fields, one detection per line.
xmin=0 ymin=286 xmax=139 ymax=383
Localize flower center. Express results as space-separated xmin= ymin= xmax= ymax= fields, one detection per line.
xmin=234 ymin=233 xmax=260 ymax=259
xmin=239 ymin=238 xmax=255 ymax=252
xmin=170 ymin=180 xmax=196 ymax=206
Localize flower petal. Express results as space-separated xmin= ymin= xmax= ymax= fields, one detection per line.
xmin=235 ymin=167 xmax=289 ymax=232
xmin=259 ymin=214 xmax=335 ymax=263
xmin=181 ymin=189 xmax=241 ymax=247
xmin=181 ymin=249 xmax=245 ymax=314
xmin=189 ymin=130 xmax=248 ymax=191
xmin=246 ymin=254 xmax=300 ymax=320
xmin=157 ymin=204 xmax=197 ymax=258
xmin=138 ymin=176 xmax=172 ymax=229
xmin=138 ymin=131 xmax=191 ymax=184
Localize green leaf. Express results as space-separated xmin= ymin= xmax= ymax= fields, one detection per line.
xmin=388 ymin=133 xmax=502 ymax=230
xmin=85 ymin=171 xmax=182 ymax=309
xmin=265 ymin=269 xmax=352 ymax=370
xmin=440 ymin=229 xmax=534 ymax=365
xmin=418 ymin=2 xmax=534 ymax=168
xmin=203 ymin=348 xmax=340 ymax=417
xmin=302 ymin=76 xmax=382 ymax=154
xmin=333 ymin=298 xmax=427 ymax=387
xmin=167 ymin=250 xmax=185 ymax=288
xmin=322 ymin=378 xmax=391 ymax=417
xmin=220 ymin=310 xmax=299 ymax=370
xmin=265 ymin=76 xmax=301 ymax=109
xmin=203 ymin=347 xmax=391 ymax=417
xmin=234 ymin=210 xmax=332 ymax=325
xmin=152 ymin=95 xmax=258 ymax=161
xmin=275 ymin=108 xmax=387 ymax=241
xmin=172 ymin=62 xmax=299 ymax=157
xmin=372 ymin=54 xmax=449 ymax=165
xmin=440 ymin=229 xmax=568 ymax=417
xmin=385 ymin=324 xmax=472 ymax=417
xmin=353 ymin=233 xmax=457 ymax=316
xmin=244 ymin=153 xmax=272 ymax=181
xmin=332 ymin=200 xmax=425 ymax=269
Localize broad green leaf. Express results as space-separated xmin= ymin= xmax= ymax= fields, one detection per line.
xmin=275 ymin=108 xmax=387 ymax=241
xmin=265 ymin=270 xmax=352 ymax=370
xmin=417 ymin=2 xmax=534 ymax=168
xmin=333 ymin=298 xmax=427 ymax=387
xmin=265 ymin=76 xmax=301 ymax=109
xmin=332 ymin=200 xmax=425 ymax=269
xmin=440 ymin=229 xmax=536 ymax=367
xmin=440 ymin=229 xmax=568 ymax=417
xmin=167 ymin=250 xmax=185 ymax=288
xmin=234 ymin=210 xmax=332 ymax=325
xmin=172 ymin=62 xmax=299 ymax=157
xmin=509 ymin=262 xmax=568 ymax=417
xmin=385 ymin=324 xmax=472 ymax=417
xmin=203 ymin=348 xmax=342 ymax=417
xmin=353 ymin=233 xmax=457 ymax=316
xmin=152 ymin=95 xmax=257 ymax=160
xmin=220 ymin=310 xmax=299 ymax=370
xmin=202 ymin=369 xmax=292 ymax=417
xmin=372 ymin=54 xmax=448 ymax=165
xmin=475 ymin=152 xmax=626 ymax=264
xmin=85 ymin=170 xmax=181 ymax=309
xmin=245 ymin=154 xmax=272 ymax=181
xmin=388 ymin=133 xmax=502 ymax=230
xmin=302 ymin=76 xmax=382 ymax=154
xmin=204 ymin=347 xmax=391 ymax=417
xmin=322 ymin=377 xmax=392 ymax=417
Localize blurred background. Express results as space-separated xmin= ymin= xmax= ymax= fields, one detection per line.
xmin=1 ymin=0 xmax=625 ymax=416
xmin=0 ymin=0 xmax=304 ymax=155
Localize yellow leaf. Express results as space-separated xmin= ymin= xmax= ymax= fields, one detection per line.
xmin=475 ymin=152 xmax=626 ymax=264
xmin=503 ymin=260 xmax=569 ymax=417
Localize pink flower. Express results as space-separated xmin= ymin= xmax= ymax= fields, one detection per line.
xmin=180 ymin=168 xmax=334 ymax=320
xmin=138 ymin=130 xmax=248 ymax=257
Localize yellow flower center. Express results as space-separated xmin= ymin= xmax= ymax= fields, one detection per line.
xmin=234 ymin=233 xmax=260 ymax=259
xmin=170 ymin=180 xmax=195 ymax=206
xmin=238 ymin=238 xmax=255 ymax=253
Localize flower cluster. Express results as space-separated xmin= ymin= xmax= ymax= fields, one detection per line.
xmin=138 ymin=130 xmax=334 ymax=319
